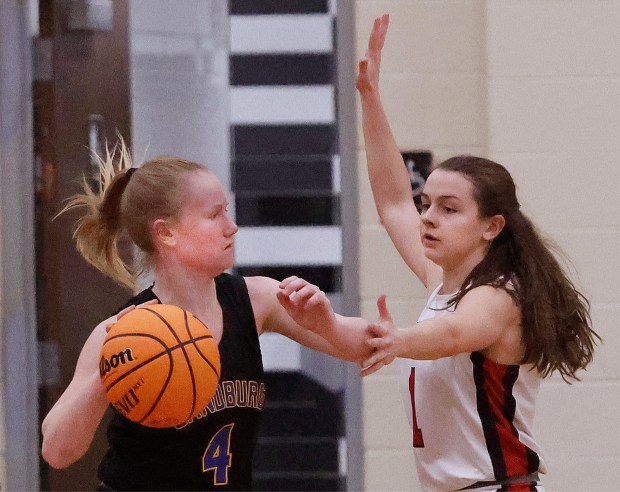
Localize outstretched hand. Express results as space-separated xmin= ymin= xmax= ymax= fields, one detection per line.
xmin=277 ymin=276 xmax=337 ymax=335
xmin=361 ymin=295 xmax=402 ymax=376
xmin=356 ymin=13 xmax=390 ymax=95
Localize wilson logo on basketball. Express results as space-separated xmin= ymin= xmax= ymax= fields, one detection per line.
xmin=99 ymin=348 xmax=136 ymax=377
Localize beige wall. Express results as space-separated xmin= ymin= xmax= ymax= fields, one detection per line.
xmin=355 ymin=1 xmax=620 ymax=490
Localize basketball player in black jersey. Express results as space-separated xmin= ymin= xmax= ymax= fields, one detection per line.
xmin=41 ymin=146 xmax=372 ymax=491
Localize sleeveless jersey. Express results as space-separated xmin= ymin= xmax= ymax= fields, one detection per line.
xmin=98 ymin=273 xmax=265 ymax=491
xmin=399 ymin=285 xmax=547 ymax=491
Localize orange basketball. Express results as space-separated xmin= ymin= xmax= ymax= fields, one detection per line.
xmin=100 ymin=304 xmax=220 ymax=428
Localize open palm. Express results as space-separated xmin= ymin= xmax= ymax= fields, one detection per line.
xmin=356 ymin=14 xmax=389 ymax=94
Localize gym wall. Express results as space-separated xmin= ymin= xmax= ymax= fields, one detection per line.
xmin=356 ymin=1 xmax=620 ymax=491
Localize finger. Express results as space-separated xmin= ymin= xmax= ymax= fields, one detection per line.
xmin=378 ymin=14 xmax=390 ymax=47
xmin=361 ymin=363 xmax=381 ymax=377
xmin=362 ymin=350 xmax=389 ymax=369
xmin=373 ymin=14 xmax=389 ymax=50
xmin=276 ymin=290 xmax=294 ymax=310
xmin=279 ymin=276 xmax=300 ymax=291
xmin=366 ymin=337 xmax=388 ymax=349
xmin=361 ymin=361 xmax=384 ymax=377
xmin=368 ymin=16 xmax=381 ymax=50
xmin=136 ymin=299 xmax=158 ymax=308
xmin=276 ymin=289 xmax=287 ymax=303
xmin=358 ymin=58 xmax=368 ymax=75
xmin=105 ymin=315 xmax=122 ymax=333
xmin=290 ymin=284 xmax=318 ymax=303
xmin=376 ymin=295 xmax=393 ymax=322
xmin=369 ymin=14 xmax=389 ymax=51
xmin=280 ymin=277 xmax=308 ymax=297
xmin=116 ymin=304 xmax=136 ymax=320
xmin=366 ymin=322 xmax=385 ymax=337
xmin=278 ymin=276 xmax=299 ymax=289
xmin=286 ymin=286 xmax=315 ymax=307
xmin=306 ymin=290 xmax=328 ymax=308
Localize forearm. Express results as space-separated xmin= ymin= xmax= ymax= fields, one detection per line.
xmin=379 ymin=287 xmax=516 ymax=363
xmin=41 ymin=371 xmax=109 ymax=469
xmin=361 ymin=91 xmax=416 ymax=215
xmin=324 ymin=314 xmax=372 ymax=363
xmin=395 ymin=318 xmax=462 ymax=361
xmin=278 ymin=312 xmax=371 ymax=364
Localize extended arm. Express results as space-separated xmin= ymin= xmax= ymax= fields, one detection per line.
xmin=246 ymin=276 xmax=372 ymax=364
xmin=358 ymin=15 xmax=440 ymax=288
xmin=362 ymin=286 xmax=522 ymax=375
xmin=41 ymin=304 xmax=144 ymax=468
xmin=41 ymin=319 xmax=110 ymax=469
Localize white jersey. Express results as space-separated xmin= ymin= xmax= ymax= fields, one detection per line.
xmin=399 ymin=285 xmax=547 ymax=491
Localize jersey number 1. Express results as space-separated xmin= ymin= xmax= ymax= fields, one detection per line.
xmin=409 ymin=368 xmax=425 ymax=448
xmin=202 ymin=423 xmax=234 ymax=485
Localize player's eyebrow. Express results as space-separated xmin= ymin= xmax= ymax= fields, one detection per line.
xmin=421 ymin=193 xmax=461 ymax=201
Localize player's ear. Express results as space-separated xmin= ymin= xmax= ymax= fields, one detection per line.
xmin=482 ymin=214 xmax=506 ymax=242
xmin=152 ymin=219 xmax=176 ymax=247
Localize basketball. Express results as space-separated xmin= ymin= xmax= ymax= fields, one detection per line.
xmin=100 ymin=304 xmax=221 ymax=428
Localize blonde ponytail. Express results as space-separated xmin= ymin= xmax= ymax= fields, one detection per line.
xmin=59 ymin=141 xmax=136 ymax=289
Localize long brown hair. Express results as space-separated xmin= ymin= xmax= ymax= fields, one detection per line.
xmin=438 ymin=155 xmax=600 ymax=381
xmin=59 ymin=142 xmax=205 ymax=289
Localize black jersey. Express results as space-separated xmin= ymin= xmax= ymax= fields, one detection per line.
xmin=98 ymin=273 xmax=265 ymax=491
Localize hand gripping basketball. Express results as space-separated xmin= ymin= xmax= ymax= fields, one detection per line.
xmin=100 ymin=304 xmax=221 ymax=428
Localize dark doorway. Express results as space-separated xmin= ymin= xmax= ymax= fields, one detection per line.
xmin=35 ymin=1 xmax=131 ymax=490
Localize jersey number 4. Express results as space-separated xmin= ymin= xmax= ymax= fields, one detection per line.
xmin=408 ymin=368 xmax=425 ymax=448
xmin=202 ymin=423 xmax=234 ymax=485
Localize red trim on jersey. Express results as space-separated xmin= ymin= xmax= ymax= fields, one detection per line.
xmin=408 ymin=368 xmax=425 ymax=448
xmin=471 ymin=352 xmax=539 ymax=481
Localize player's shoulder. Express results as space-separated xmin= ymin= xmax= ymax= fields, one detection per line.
xmin=458 ymin=284 xmax=520 ymax=321
xmin=462 ymin=283 xmax=515 ymax=303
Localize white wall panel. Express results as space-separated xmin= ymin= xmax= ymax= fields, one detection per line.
xmin=231 ymin=14 xmax=333 ymax=54
xmin=235 ymin=226 xmax=342 ymax=266
xmin=231 ymin=86 xmax=334 ymax=124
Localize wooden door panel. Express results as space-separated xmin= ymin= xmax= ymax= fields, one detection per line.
xmin=36 ymin=1 xmax=131 ymax=490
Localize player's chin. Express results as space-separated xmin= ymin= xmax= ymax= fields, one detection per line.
xmin=217 ymin=247 xmax=234 ymax=265
xmin=222 ymin=255 xmax=235 ymax=271
xmin=423 ymin=247 xmax=447 ymax=264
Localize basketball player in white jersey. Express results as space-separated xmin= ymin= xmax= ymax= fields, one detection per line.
xmin=358 ymin=14 xmax=600 ymax=491
xmin=280 ymin=13 xmax=600 ymax=492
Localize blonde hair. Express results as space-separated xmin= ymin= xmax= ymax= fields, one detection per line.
xmin=59 ymin=141 xmax=205 ymax=289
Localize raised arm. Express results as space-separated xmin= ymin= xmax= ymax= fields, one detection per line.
xmin=246 ymin=276 xmax=372 ymax=365
xmin=357 ymin=15 xmax=439 ymax=288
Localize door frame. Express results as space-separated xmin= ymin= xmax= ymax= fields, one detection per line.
xmin=0 ymin=2 xmax=39 ymax=491
xmin=336 ymin=1 xmax=364 ymax=490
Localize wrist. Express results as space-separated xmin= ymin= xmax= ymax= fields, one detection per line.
xmin=394 ymin=327 xmax=407 ymax=359
xmin=360 ymin=88 xmax=380 ymax=100
xmin=89 ymin=370 xmax=109 ymax=405
xmin=324 ymin=312 xmax=340 ymax=335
